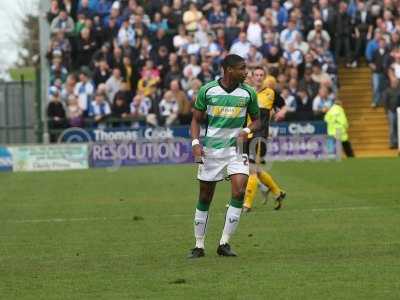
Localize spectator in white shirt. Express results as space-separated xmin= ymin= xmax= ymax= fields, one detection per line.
xmin=117 ymin=17 xmax=135 ymax=47
xmin=246 ymin=12 xmax=263 ymax=48
xmin=313 ymin=86 xmax=334 ymax=115
xmin=183 ymin=55 xmax=202 ymax=79
xmin=185 ymin=34 xmax=201 ymax=55
xmin=194 ymin=19 xmax=211 ymax=48
xmin=159 ymin=90 xmax=179 ymax=126
xmin=230 ymin=32 xmax=251 ymax=58
xmin=280 ymin=19 xmax=301 ymax=51
xmin=105 ymin=68 xmax=123 ymax=103
xmin=50 ymin=10 xmax=74 ymax=35
xmin=283 ymin=42 xmax=304 ymax=68
xmin=307 ymin=19 xmax=331 ymax=50
xmin=173 ymin=25 xmax=189 ymax=53
xmin=74 ymin=69 xmax=94 ymax=115
xmin=130 ymin=92 xmax=158 ymax=127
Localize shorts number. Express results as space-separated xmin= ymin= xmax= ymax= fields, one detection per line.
xmin=242 ymin=154 xmax=249 ymax=166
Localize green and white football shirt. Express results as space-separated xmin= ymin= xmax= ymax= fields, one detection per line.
xmin=194 ymin=79 xmax=259 ymax=157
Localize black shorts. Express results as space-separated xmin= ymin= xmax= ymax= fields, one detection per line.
xmin=244 ymin=136 xmax=268 ymax=164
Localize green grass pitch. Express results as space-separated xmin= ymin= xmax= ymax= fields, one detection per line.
xmin=1 ymin=158 xmax=400 ymax=299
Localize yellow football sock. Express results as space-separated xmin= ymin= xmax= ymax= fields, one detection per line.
xmin=258 ymin=171 xmax=281 ymax=196
xmin=244 ymin=174 xmax=259 ymax=209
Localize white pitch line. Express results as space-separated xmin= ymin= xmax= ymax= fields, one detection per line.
xmin=3 ymin=205 xmax=400 ymax=224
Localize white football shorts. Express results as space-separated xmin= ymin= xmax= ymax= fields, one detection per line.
xmin=197 ymin=151 xmax=249 ymax=182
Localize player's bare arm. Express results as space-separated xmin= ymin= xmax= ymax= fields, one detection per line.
xmin=191 ymin=108 xmax=205 ymax=162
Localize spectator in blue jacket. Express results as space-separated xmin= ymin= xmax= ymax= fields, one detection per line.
xmin=365 ymin=29 xmax=381 ymax=62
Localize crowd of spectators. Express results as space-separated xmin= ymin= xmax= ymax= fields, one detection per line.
xmin=45 ymin=0 xmax=400 ymax=146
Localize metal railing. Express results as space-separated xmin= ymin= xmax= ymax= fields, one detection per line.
xmin=0 ymin=77 xmax=38 ymax=144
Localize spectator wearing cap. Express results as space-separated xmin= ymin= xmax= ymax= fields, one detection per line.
xmin=307 ymin=19 xmax=330 ymax=51
xmin=89 ymin=92 xmax=111 ymax=129
xmin=50 ymin=10 xmax=75 ymax=35
xmin=230 ymin=32 xmax=251 ymax=58
xmin=47 ymin=87 xmax=67 ymax=143
xmin=74 ymin=69 xmax=95 ymax=115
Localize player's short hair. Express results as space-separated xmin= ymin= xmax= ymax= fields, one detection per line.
xmin=221 ymin=54 xmax=245 ymax=70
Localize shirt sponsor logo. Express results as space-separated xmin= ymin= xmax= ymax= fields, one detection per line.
xmin=211 ymin=106 xmax=242 ymax=117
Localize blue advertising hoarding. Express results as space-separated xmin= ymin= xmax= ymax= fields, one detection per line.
xmin=0 ymin=146 xmax=13 ymax=172
xmin=59 ymin=122 xmax=326 ymax=143
xmin=60 ymin=126 xmax=190 ymax=143
xmin=90 ymin=139 xmax=194 ymax=168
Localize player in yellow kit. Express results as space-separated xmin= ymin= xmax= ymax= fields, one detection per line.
xmin=243 ymin=67 xmax=287 ymax=212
